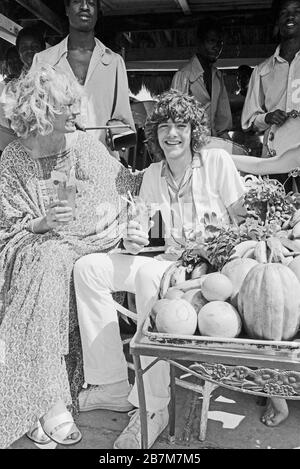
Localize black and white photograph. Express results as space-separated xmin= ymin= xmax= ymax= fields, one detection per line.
xmin=0 ymin=0 xmax=300 ymax=455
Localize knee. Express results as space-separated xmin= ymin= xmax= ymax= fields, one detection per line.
xmin=74 ymin=253 xmax=110 ymax=285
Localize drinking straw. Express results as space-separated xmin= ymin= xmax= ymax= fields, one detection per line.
xmin=121 ymin=196 xmax=135 ymax=206
xmin=127 ymin=190 xmax=135 ymax=205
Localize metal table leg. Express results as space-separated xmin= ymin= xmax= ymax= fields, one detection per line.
xmin=168 ymin=364 xmax=176 ymax=444
xmin=133 ymin=354 xmax=148 ymax=449
xmin=199 ymin=380 xmax=218 ymax=441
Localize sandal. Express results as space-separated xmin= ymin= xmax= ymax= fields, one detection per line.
xmin=26 ymin=420 xmax=52 ymax=445
xmin=41 ymin=410 xmax=82 ymax=446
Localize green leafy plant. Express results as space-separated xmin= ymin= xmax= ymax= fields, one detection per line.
xmin=243 ymin=175 xmax=299 ymax=228
xmin=180 ymin=175 xmax=300 ymax=271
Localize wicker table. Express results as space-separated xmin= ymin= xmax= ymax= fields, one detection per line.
xmin=130 ymin=319 xmax=300 ymax=449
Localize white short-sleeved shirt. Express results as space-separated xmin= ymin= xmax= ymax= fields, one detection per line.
xmin=140 ymin=148 xmax=245 ymax=249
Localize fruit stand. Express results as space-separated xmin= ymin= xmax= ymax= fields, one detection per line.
xmin=130 ymin=174 xmax=300 ymax=448
xmin=131 ymin=321 xmax=300 ymax=448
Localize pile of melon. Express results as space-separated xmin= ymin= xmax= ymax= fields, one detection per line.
xmin=152 ymin=233 xmax=300 ymax=342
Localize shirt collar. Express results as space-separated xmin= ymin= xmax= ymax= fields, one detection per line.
xmin=57 ymin=35 xmax=113 ymax=65
xmin=161 ymin=153 xmax=202 ymax=180
xmin=273 ymin=45 xmax=286 ymax=65
xmin=272 ymin=44 xmax=300 ymax=65
xmin=189 ymin=55 xmax=219 ymax=83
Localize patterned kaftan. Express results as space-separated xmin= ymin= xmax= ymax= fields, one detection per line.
xmin=0 ymin=131 xmax=142 ymax=448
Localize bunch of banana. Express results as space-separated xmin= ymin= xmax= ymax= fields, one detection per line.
xmin=229 ymin=240 xmax=258 ymax=260
xmin=159 ymin=261 xmax=183 ymax=299
xmin=229 ymin=236 xmax=300 ymax=265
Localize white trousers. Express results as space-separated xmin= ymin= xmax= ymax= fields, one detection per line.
xmin=73 ymin=253 xmax=172 ymax=412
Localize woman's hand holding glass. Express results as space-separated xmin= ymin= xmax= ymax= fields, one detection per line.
xmin=123 ymin=219 xmax=150 ymax=254
xmin=28 ymin=200 xmax=74 ymax=234
xmin=45 ymin=200 xmax=73 ymax=229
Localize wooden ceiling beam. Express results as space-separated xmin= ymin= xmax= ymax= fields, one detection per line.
xmin=100 ymin=10 xmax=271 ymax=33
xmin=14 ymin=0 xmax=66 ymax=35
xmin=101 ymin=1 xmax=271 ymax=16
xmin=0 ymin=13 xmax=22 ymax=44
xmin=190 ymin=1 xmax=272 ymax=11
xmin=174 ymin=0 xmax=191 ymax=15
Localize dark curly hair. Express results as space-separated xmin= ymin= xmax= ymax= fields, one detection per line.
xmin=144 ymin=89 xmax=210 ymax=161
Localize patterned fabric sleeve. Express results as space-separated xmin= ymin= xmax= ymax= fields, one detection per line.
xmin=0 ymin=142 xmax=38 ymax=238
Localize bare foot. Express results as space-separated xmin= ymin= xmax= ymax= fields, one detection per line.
xmin=40 ymin=399 xmax=80 ymax=442
xmin=261 ymin=398 xmax=289 ymax=427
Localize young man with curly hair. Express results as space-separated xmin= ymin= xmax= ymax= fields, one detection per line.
xmin=73 ymin=90 xmax=245 ymax=449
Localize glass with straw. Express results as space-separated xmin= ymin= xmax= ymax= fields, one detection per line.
xmin=50 ymin=167 xmax=77 ymax=220
xmin=123 ymin=190 xmax=152 ymax=235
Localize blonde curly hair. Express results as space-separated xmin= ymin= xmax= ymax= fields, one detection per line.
xmin=145 ymin=89 xmax=210 ymax=161
xmin=1 ymin=65 xmax=83 ymax=138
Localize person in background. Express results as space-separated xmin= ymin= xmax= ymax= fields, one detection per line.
xmin=231 ymin=65 xmax=262 ymax=156
xmin=0 ymin=47 xmax=22 ymax=152
xmin=0 ymin=28 xmax=45 ymax=153
xmin=171 ymin=19 xmax=232 ymax=138
xmin=32 ymin=0 xmax=134 ymax=154
xmin=2 ymin=46 xmax=23 ymax=83
xmin=242 ymin=0 xmax=300 ymax=184
xmin=74 ymin=90 xmax=245 ymax=449
xmin=231 ymin=65 xmax=253 ymax=127
xmin=236 ymin=65 xmax=253 ymax=98
xmin=16 ymin=27 xmax=46 ymax=72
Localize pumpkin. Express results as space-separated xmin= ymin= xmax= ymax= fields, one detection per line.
xmin=198 ymin=301 xmax=242 ymax=338
xmin=154 ymin=298 xmax=198 ymax=335
xmin=238 ymin=263 xmax=300 ymax=341
xmin=221 ymin=258 xmax=258 ymax=308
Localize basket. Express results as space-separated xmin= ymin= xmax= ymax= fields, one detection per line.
xmin=142 ymin=312 xmax=300 ymax=359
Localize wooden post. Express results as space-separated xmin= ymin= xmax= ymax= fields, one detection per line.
xmin=14 ymin=0 xmax=65 ymax=35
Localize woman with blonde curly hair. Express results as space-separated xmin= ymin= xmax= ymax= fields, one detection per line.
xmin=0 ymin=65 xmax=141 ymax=448
xmin=73 ymin=89 xmax=246 ymax=449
